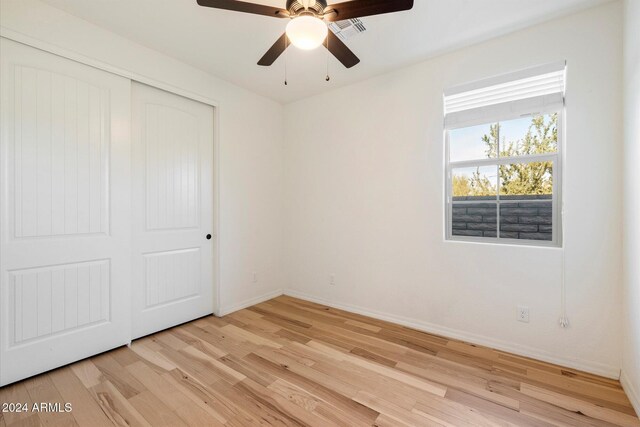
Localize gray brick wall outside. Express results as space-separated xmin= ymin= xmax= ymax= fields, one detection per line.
xmin=451 ymin=195 xmax=552 ymax=241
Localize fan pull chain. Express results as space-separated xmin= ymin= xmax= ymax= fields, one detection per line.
xmin=284 ymin=35 xmax=288 ymax=86
xmin=325 ymin=35 xmax=331 ymax=82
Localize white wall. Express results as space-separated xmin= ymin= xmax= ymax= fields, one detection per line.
xmin=0 ymin=0 xmax=285 ymax=315
xmin=283 ymin=2 xmax=624 ymax=377
xmin=622 ymin=0 xmax=640 ymax=412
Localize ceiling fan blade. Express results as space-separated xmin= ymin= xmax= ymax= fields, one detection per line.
xmin=196 ymin=0 xmax=289 ymax=18
xmin=258 ymin=33 xmax=288 ymax=66
xmin=326 ymin=31 xmax=360 ymax=68
xmin=324 ymin=0 xmax=413 ymax=22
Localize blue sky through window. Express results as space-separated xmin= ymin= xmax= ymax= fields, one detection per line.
xmin=449 ymin=116 xmax=542 ymax=163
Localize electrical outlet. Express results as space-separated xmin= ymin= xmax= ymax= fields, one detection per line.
xmin=517 ymin=305 xmax=530 ymax=323
xmin=252 ymin=272 xmax=257 ymax=283
xmin=329 ymin=275 xmax=335 ymax=286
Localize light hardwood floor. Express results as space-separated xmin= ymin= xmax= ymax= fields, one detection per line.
xmin=1 ymin=295 xmax=638 ymax=426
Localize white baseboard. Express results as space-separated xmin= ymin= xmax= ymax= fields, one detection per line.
xmin=218 ymin=289 xmax=284 ymax=317
xmin=283 ymin=289 xmax=621 ymax=379
xmin=621 ymin=370 xmax=640 ymax=415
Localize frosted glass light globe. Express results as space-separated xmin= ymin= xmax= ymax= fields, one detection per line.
xmin=286 ymin=16 xmax=328 ymax=50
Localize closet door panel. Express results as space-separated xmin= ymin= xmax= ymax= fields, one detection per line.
xmin=131 ymin=82 xmax=214 ymax=339
xmin=0 ymin=39 xmax=132 ymax=386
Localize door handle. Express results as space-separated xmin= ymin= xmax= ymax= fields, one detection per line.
xmin=206 ymin=234 xmax=212 ymax=240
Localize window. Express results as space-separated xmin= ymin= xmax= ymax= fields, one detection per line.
xmin=444 ymin=62 xmax=565 ymax=246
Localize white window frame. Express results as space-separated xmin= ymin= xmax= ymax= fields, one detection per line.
xmin=444 ymin=109 xmax=563 ymax=247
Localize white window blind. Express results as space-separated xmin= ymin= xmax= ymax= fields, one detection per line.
xmin=444 ymin=61 xmax=566 ymax=129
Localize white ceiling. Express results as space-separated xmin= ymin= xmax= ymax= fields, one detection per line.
xmin=40 ymin=0 xmax=608 ymax=103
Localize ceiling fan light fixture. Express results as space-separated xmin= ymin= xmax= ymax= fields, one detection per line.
xmin=286 ymin=16 xmax=328 ymax=50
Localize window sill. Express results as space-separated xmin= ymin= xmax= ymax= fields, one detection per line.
xmin=444 ymin=236 xmax=562 ymax=249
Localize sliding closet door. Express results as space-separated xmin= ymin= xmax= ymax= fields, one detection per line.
xmin=131 ymin=83 xmax=214 ymax=339
xmin=0 ymin=39 xmax=132 ymax=386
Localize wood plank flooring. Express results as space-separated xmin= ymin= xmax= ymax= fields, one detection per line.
xmin=1 ymin=295 xmax=638 ymax=426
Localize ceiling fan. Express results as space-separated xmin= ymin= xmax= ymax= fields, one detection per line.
xmin=196 ymin=0 xmax=414 ymax=69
